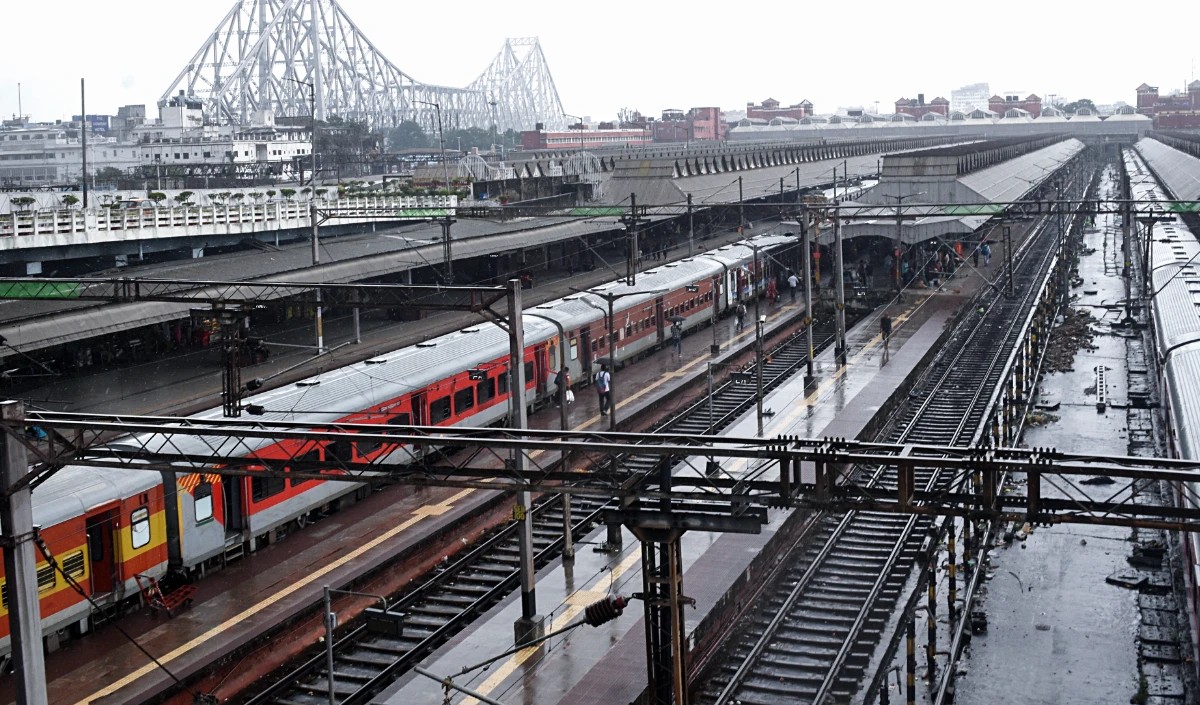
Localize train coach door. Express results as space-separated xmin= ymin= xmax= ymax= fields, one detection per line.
xmin=84 ymin=507 xmax=119 ymax=597
xmin=222 ymin=473 xmax=244 ymax=537
xmin=655 ymin=296 xmax=666 ymax=345
xmin=580 ymin=327 xmax=594 ymax=375
xmin=535 ymin=344 xmax=549 ymax=398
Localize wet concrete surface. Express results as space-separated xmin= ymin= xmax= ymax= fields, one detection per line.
xmin=951 ymin=165 xmax=1188 ymax=705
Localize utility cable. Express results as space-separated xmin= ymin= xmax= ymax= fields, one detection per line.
xmin=32 ymin=531 xmax=217 ymax=704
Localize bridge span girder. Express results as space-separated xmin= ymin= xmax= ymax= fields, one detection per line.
xmin=161 ymin=0 xmax=565 ymax=133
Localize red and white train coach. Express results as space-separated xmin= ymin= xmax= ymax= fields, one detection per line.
xmin=0 ymin=232 xmax=799 ymax=655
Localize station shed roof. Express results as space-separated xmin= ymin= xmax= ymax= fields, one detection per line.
xmin=830 ymin=138 xmax=1085 ymax=245
xmin=0 ymin=213 xmax=623 ymax=354
xmin=1135 ymin=137 xmax=1200 ymax=202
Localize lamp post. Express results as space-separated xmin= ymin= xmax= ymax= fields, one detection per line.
xmin=563 ymin=112 xmax=585 ymax=155
xmin=286 ymin=76 xmax=324 ymax=354
xmin=572 ymin=286 xmax=665 ymax=431
xmin=526 ymin=311 xmax=572 ymax=561
xmin=416 ymin=100 xmax=450 ymax=193
xmin=883 ymin=192 xmax=926 ymax=292
xmin=488 ymin=95 xmax=502 ymax=159
xmin=738 ymin=175 xmax=745 ymax=233
xmin=323 ymin=586 xmax=388 ymax=705
xmin=755 ymin=314 xmax=766 ymax=436
xmin=80 ymin=78 xmax=89 ymax=209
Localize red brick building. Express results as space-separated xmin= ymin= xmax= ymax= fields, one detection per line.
xmin=746 ymin=97 xmax=813 ymax=121
xmin=651 ymin=107 xmax=727 ymax=143
xmin=893 ymin=94 xmax=949 ymax=118
xmin=520 ymin=126 xmax=651 ymax=150
xmin=987 ymin=94 xmax=1042 ymax=117
xmin=1137 ymin=81 xmax=1200 ymax=128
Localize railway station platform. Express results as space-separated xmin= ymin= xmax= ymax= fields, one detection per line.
xmin=9 ymin=268 xmax=850 ymax=705
xmin=375 ymin=286 xmax=978 ymax=705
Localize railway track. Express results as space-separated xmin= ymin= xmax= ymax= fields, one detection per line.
xmin=694 ymin=211 xmax=1074 ymax=705
xmin=237 ymin=311 xmax=848 ymax=705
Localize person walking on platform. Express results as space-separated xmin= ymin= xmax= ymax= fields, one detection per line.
xmin=735 ymin=301 xmax=747 ymax=332
xmin=554 ymin=368 xmax=571 ymax=407
xmin=595 ymin=365 xmax=612 ymax=415
xmin=981 ymin=241 xmax=992 ymax=267
xmin=880 ymin=312 xmax=893 ymax=354
xmin=671 ymin=321 xmax=683 ymax=358
xmin=787 ymin=271 xmax=799 ymax=302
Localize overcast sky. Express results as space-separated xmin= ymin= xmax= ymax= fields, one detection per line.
xmin=2 ymin=0 xmax=1196 ymax=124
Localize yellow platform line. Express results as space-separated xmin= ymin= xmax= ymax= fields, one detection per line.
xmin=460 ymin=551 xmax=643 ymax=705
xmin=75 ymin=489 xmax=474 ymax=705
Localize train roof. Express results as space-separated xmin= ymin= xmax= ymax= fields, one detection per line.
xmin=1128 ymin=149 xmax=1200 ymax=354
xmin=30 ymin=464 xmax=162 ymax=528
xmin=1164 ymin=347 xmax=1200 ymax=460
xmin=41 ymin=231 xmax=801 ymax=502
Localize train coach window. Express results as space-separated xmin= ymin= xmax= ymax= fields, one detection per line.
xmin=195 ymin=482 xmax=214 ymax=524
xmin=327 ymin=439 xmax=353 ymax=462
xmin=388 ymin=412 xmax=412 ymax=427
xmin=37 ymin=564 xmax=56 ymax=593
xmin=477 ymin=378 xmax=496 ymax=402
xmin=130 ymin=507 xmax=151 ymax=549
xmin=251 ymin=474 xmax=286 ymax=501
xmin=62 ymin=550 xmax=86 ymax=579
xmin=455 ymin=387 xmax=475 ymax=414
xmin=569 ymin=338 xmax=579 ymax=360
xmin=358 ymin=441 xmax=382 ymax=458
xmin=524 ymin=362 xmax=535 ymax=384
xmin=498 ymin=371 xmax=509 ymax=394
xmin=430 ymin=396 xmax=452 ymax=422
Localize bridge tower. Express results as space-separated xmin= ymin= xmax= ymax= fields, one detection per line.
xmin=161 ymin=0 xmax=566 ymax=132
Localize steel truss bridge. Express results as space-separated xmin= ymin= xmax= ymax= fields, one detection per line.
xmin=162 ymin=0 xmax=566 ymax=132
xmin=9 ymin=418 xmax=1200 ymax=533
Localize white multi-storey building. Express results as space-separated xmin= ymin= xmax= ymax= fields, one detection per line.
xmin=950 ymin=82 xmax=991 ymax=114
xmin=0 ymin=94 xmax=311 ymax=188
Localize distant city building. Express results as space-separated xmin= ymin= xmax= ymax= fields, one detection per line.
xmin=111 ymin=105 xmax=147 ymax=142
xmin=950 ymin=83 xmax=990 ymax=113
xmin=988 ymin=93 xmax=1042 ymax=117
xmin=745 ymin=97 xmax=813 ymax=121
xmin=651 ymin=107 xmax=726 ymax=143
xmin=520 ymin=126 xmax=651 ymax=150
xmin=894 ymin=94 xmax=949 ymax=118
xmin=0 ymin=93 xmax=311 ymax=188
xmin=1136 ymin=81 xmax=1200 ymax=128
xmin=71 ymin=114 xmax=111 ymax=136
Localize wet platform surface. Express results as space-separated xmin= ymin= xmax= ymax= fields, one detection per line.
xmin=377 ymin=286 xmax=976 ymax=705
xmin=950 ymin=167 xmax=1157 ymax=705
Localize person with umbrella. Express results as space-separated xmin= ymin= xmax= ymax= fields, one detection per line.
xmin=670 ymin=318 xmax=684 ymax=358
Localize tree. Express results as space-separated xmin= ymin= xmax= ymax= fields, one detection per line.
xmin=1061 ymin=98 xmax=1097 ymax=114
xmin=95 ymin=167 xmax=126 ymax=187
xmin=231 ymin=193 xmax=246 ymax=203
xmin=148 ymin=192 xmax=167 ymax=207
xmin=173 ymin=191 xmax=195 ymax=206
xmin=280 ymin=188 xmax=296 ymax=201
xmin=266 ymin=189 xmax=277 ymax=201
xmin=10 ymin=196 xmax=36 ymax=211
xmin=443 ymin=127 xmax=493 ymax=153
xmin=248 ymin=191 xmax=264 ymax=203
xmin=61 ymin=194 xmax=80 ymax=209
xmin=388 ymin=120 xmax=430 ymax=149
